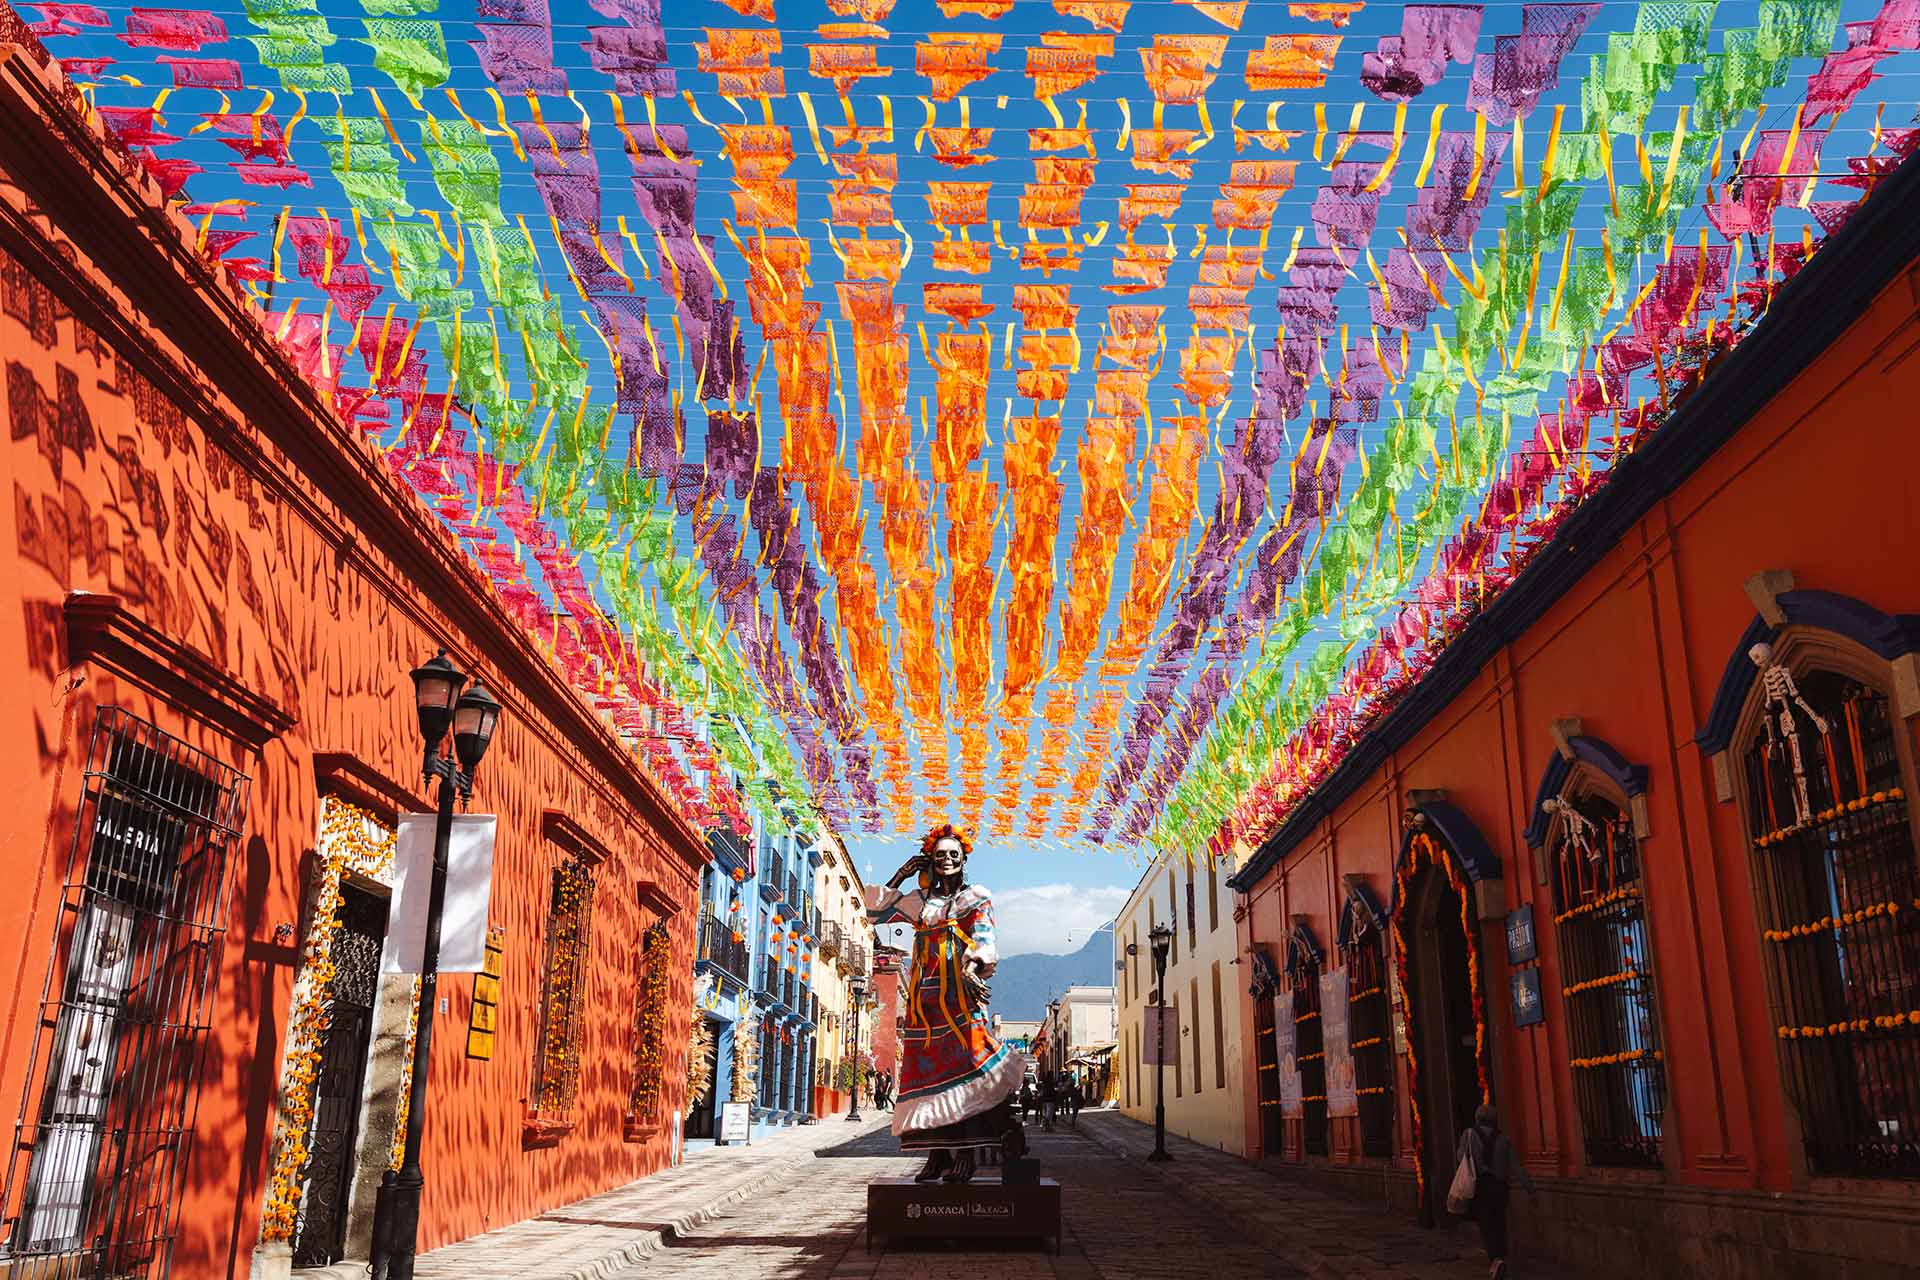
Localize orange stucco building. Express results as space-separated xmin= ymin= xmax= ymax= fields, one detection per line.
xmin=0 ymin=26 xmax=704 ymax=1278
xmin=1229 ymin=152 xmax=1920 ymax=1277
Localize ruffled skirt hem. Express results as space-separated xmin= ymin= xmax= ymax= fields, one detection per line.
xmin=892 ymin=1046 xmax=1025 ymax=1141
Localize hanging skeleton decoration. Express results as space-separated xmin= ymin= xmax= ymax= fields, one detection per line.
xmin=1749 ymin=642 xmax=1830 ymax=827
xmin=1544 ymin=796 xmax=1598 ymax=860
xmin=1543 ymin=797 xmax=1601 ymax=897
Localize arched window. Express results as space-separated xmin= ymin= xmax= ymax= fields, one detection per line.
xmin=1742 ymin=659 xmax=1920 ymax=1179
xmin=1548 ymin=785 xmax=1665 ymax=1168
xmin=1288 ymin=923 xmax=1327 ymax=1156
xmin=1340 ymin=887 xmax=1395 ymax=1158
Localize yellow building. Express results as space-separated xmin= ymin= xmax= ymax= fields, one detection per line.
xmin=811 ymin=833 xmax=874 ymax=1113
xmin=1113 ymin=845 xmax=1247 ymax=1155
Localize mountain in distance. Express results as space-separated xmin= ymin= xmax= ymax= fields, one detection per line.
xmin=988 ymin=924 xmax=1117 ymax=1022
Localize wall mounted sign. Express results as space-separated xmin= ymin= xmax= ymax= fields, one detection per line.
xmin=466 ymin=925 xmax=505 ymax=1060
xmin=1511 ymin=968 xmax=1545 ymax=1028
xmin=1505 ymin=905 xmax=1538 ymax=965
xmin=1320 ymin=968 xmax=1356 ymax=1119
xmin=1274 ymin=995 xmax=1303 ymax=1117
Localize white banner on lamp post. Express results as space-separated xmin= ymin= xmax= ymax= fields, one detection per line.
xmin=381 ymin=813 xmax=497 ymax=975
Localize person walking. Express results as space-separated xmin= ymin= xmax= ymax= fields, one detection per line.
xmin=1018 ymin=1078 xmax=1036 ymax=1120
xmin=1453 ymin=1103 xmax=1534 ymax=1279
xmin=1037 ymin=1072 xmax=1058 ymax=1132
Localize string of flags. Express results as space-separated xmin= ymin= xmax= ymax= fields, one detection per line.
xmin=26 ymin=0 xmax=1920 ymax=853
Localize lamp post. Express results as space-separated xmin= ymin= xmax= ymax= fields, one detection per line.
xmin=1147 ymin=922 xmax=1174 ymax=1163
xmin=371 ymin=654 xmax=503 ymax=1280
xmin=845 ymin=975 xmax=867 ymax=1121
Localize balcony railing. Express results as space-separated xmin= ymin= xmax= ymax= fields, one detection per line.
xmin=761 ymin=848 xmax=788 ymax=903
xmin=818 ymin=919 xmax=843 ymax=958
xmin=697 ymin=912 xmax=750 ymax=986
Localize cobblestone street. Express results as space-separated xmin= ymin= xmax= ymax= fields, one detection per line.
xmin=419 ymin=1111 xmax=1515 ymax=1280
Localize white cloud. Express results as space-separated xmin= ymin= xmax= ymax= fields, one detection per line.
xmin=989 ymin=884 xmax=1131 ymax=957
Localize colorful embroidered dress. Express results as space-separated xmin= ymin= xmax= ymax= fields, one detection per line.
xmin=877 ymin=882 xmax=1024 ymax=1147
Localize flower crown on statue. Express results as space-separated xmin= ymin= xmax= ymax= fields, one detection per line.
xmin=918 ymin=822 xmax=974 ymax=859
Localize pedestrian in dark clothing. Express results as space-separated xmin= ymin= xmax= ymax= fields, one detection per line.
xmin=1018 ymin=1080 xmax=1036 ymax=1119
xmin=1454 ymin=1103 xmax=1534 ymax=1278
xmin=1065 ymin=1077 xmax=1083 ymax=1127
xmin=1037 ymin=1074 xmax=1058 ymax=1131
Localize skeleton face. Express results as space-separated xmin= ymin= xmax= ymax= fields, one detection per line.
xmin=930 ymin=837 xmax=966 ymax=878
xmin=1749 ymin=641 xmax=1775 ymax=668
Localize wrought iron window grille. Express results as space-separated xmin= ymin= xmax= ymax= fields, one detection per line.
xmin=1292 ymin=967 xmax=1329 ymax=1156
xmin=1550 ymin=790 xmax=1666 ymax=1170
xmin=1343 ymin=919 xmax=1396 ymax=1159
xmin=530 ymin=858 xmax=596 ymax=1114
xmin=1745 ymin=670 xmax=1920 ymax=1180
xmin=1 ymin=707 xmax=249 ymax=1280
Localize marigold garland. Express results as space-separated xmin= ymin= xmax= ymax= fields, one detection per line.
xmin=627 ymin=922 xmax=674 ymax=1121
xmin=390 ymin=976 xmax=421 ymax=1170
xmin=1764 ymin=899 xmax=1909 ymax=942
xmin=1754 ymin=789 xmax=1905 ymax=847
xmin=1570 ymin=1047 xmax=1663 ymax=1070
xmin=260 ymin=798 xmax=402 ymax=1241
xmin=537 ymin=862 xmax=594 ymax=1110
xmin=1552 ymin=882 xmax=1641 ymax=925
xmin=1391 ymin=830 xmax=1489 ymax=1211
xmin=1562 ymin=967 xmax=1645 ymax=998
xmin=1778 ymin=1010 xmax=1920 ymax=1039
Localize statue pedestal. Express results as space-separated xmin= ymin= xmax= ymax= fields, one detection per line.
xmin=866 ymin=1175 xmax=1061 ymax=1254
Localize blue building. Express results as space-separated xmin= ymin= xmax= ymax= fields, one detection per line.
xmin=685 ymin=796 xmax=821 ymax=1144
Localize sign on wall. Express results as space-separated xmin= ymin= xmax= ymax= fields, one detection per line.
xmin=1320 ymin=968 xmax=1356 ymax=1118
xmin=465 ymin=925 xmax=505 ymax=1060
xmin=1141 ymin=1006 xmax=1180 ymax=1067
xmin=1511 ymin=968 xmax=1545 ymax=1028
xmin=1274 ymin=994 xmax=1302 ymax=1117
xmin=1505 ymin=905 xmax=1538 ymax=965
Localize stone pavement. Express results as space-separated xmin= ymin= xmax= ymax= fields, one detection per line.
xmin=412 ymin=1108 xmax=1553 ymax=1280
xmin=1075 ymin=1110 xmax=1501 ymax=1280
xmin=615 ymin=1119 xmax=1306 ymax=1280
xmin=411 ymin=1114 xmax=895 ymax=1280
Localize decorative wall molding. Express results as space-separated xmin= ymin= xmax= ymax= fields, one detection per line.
xmin=312 ymin=752 xmax=429 ymax=824
xmin=65 ymin=591 xmax=296 ymax=751
xmin=542 ymin=808 xmax=612 ymax=868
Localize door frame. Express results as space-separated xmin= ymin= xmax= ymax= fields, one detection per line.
xmin=1389 ymin=803 xmax=1502 ymax=1225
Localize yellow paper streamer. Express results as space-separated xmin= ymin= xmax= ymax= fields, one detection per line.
xmin=1363 ymin=102 xmax=1407 ymax=193
xmin=1414 ymin=103 xmax=1446 ymax=188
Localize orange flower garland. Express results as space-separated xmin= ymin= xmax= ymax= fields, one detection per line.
xmin=1390 ymin=830 xmax=1489 ymax=1209
xmin=260 ymin=798 xmax=400 ymax=1241
xmin=627 ymin=922 xmax=674 ymax=1122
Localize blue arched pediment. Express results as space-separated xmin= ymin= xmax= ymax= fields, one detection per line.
xmin=1389 ymin=799 xmax=1501 ymax=916
xmin=1522 ymin=736 xmax=1651 ymax=847
xmin=1284 ymin=918 xmax=1325 ymax=977
xmin=1696 ymin=590 xmax=1920 ymax=756
xmin=1335 ymin=878 xmax=1389 ymax=948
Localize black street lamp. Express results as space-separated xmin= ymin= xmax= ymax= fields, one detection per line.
xmin=372 ymin=654 xmax=503 ymax=1280
xmin=845 ymin=976 xmax=867 ymax=1121
xmin=1147 ymin=922 xmax=1175 ymax=1163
